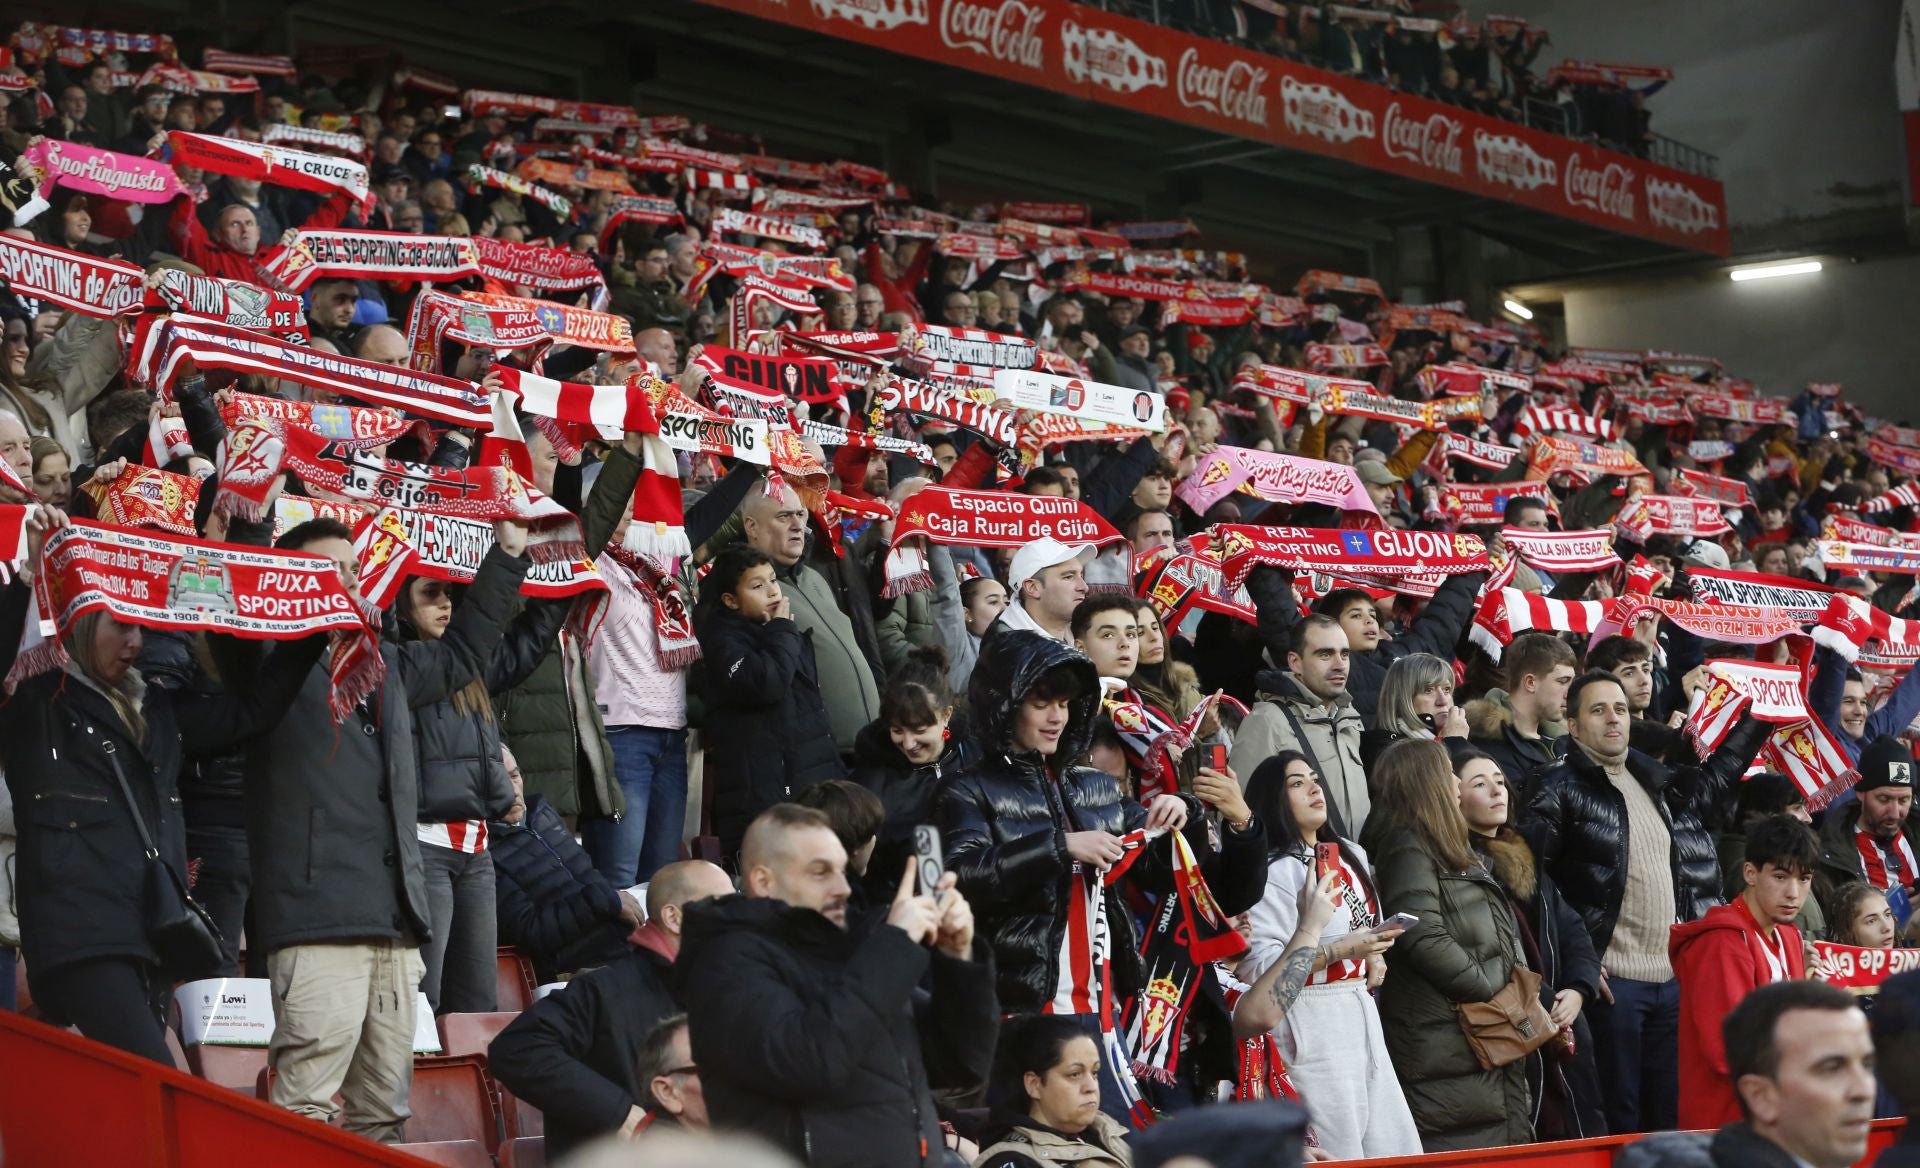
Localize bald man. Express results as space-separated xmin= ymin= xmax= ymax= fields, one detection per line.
xmin=353 ymin=324 xmax=409 ymax=368
xmin=636 ymin=327 xmax=679 ymax=375
xmin=742 ymin=480 xmax=881 ymax=752
xmin=489 ymin=858 xmax=733 ymax=1160
xmin=674 ymin=803 xmax=996 ymax=1168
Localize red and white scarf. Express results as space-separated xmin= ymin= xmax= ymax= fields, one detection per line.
xmin=489 ymin=366 xmax=687 ymax=560
xmin=1615 ymin=495 xmax=1732 ymax=541
xmin=1763 ymin=718 xmax=1859 ymax=811
xmin=1318 ymin=385 xmax=1481 ymax=431
xmin=169 ymin=130 xmax=372 ymax=212
xmin=1853 ymin=829 xmax=1919 ymax=892
xmin=1215 ymin=525 xmax=1489 ymax=594
xmin=465 ymin=163 xmax=572 ymax=221
xmin=885 ymin=486 xmax=1123 ymax=596
xmin=1687 ymin=566 xmax=1837 ymax=623
xmin=1512 ymin=406 xmax=1614 ymax=442
xmin=1810 ymin=594 xmax=1920 ymax=664
xmin=471 ymin=235 xmax=607 ymax=295
xmin=1133 ymin=546 xmax=1257 ymax=629
xmin=601 ymin=545 xmax=700 ymax=669
xmin=1469 ymin=588 xmax=1608 ymax=660
xmin=1304 ymin=342 xmax=1389 ymax=370
xmin=1683 ymin=660 xmax=1808 ymax=758
xmin=694 ymin=345 xmax=848 ymax=406
xmin=404 ymin=288 xmax=549 ymax=372
xmin=1434 ymin=481 xmax=1556 ymax=527
xmin=875 ymin=375 xmax=1018 ymax=448
xmin=218 ymin=390 xmax=411 ymax=450
xmin=149 ymin=268 xmax=308 ymax=341
xmin=261 ymin=122 xmax=367 ymax=158
xmin=1437 ymin=432 xmax=1520 ymax=471
xmin=1500 ymin=528 xmax=1620 ymax=573
xmin=902 ymin=322 xmax=1040 ymax=374
xmin=25 ymin=520 xmax=380 ymax=721
xmin=141 ymin=316 xmax=492 ymax=428
xmin=81 ymin=464 xmax=200 ymax=536
xmin=1527 ymin=436 xmax=1647 ymax=482
xmin=1861 ymin=483 xmax=1920 ymax=515
xmin=258 ymin=229 xmax=481 ymax=292
xmin=462 ymin=291 xmax=635 ymax=354
xmin=1173 ymin=447 xmax=1377 ymax=517
xmin=145 ymin=410 xmax=193 ymax=469
xmin=1120 ymin=829 xmax=1247 ymax=1085
xmin=1814 ymin=538 xmax=1920 ymax=577
xmin=0 ymin=233 xmax=144 ymax=318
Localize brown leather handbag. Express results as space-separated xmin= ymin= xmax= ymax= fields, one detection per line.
xmin=1457 ymin=964 xmax=1559 ymax=1070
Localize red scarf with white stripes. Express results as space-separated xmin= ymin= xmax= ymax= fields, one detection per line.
xmin=1856 ymin=829 xmax=1918 ymax=891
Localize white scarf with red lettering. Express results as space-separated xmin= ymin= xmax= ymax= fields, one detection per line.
xmin=1500 ymin=528 xmax=1621 ymax=573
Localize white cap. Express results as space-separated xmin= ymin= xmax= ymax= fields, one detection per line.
xmin=1008 ymin=536 xmax=1093 ymax=591
xmin=1683 ymin=539 xmax=1730 ymax=571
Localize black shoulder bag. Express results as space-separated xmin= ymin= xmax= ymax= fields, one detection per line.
xmin=102 ymin=739 xmax=225 ymax=980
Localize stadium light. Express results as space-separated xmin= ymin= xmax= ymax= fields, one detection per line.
xmin=1729 ymin=259 xmax=1822 ymax=282
xmin=1502 ymin=299 xmax=1534 ymax=320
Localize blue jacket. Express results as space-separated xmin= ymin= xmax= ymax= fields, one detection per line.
xmin=1808 ymin=644 xmax=1920 ymax=766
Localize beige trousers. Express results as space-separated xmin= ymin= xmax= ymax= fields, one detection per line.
xmin=267 ymin=939 xmax=424 ymax=1142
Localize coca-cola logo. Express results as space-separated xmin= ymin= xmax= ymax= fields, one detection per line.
xmin=940 ymin=0 xmax=1046 ymax=70
xmin=1564 ymin=152 xmax=1636 ymax=221
xmin=1644 ymin=177 xmax=1720 ymax=236
xmin=1279 ymin=76 xmax=1375 ymax=145
xmin=1381 ymin=102 xmax=1463 ymax=176
xmin=1471 ymin=130 xmax=1556 ymax=191
xmin=1175 ymin=49 xmax=1268 ymax=127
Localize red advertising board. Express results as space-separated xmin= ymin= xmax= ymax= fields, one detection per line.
xmin=692 ymin=0 xmax=1729 ymax=254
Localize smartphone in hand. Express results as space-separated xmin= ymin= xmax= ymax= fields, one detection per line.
xmin=1206 ymin=744 xmax=1228 ymax=773
xmin=1315 ymin=842 xmax=1345 ymax=891
xmin=1378 ymin=912 xmax=1420 ymax=933
xmin=912 ymin=825 xmax=945 ymax=896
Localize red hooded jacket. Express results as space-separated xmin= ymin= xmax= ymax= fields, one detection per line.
xmin=1669 ymin=895 xmax=1805 ymax=1130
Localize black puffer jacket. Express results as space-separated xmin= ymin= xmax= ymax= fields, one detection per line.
xmin=936 ymin=631 xmax=1192 ymax=1014
xmin=674 ymin=894 xmax=998 ymax=1168
xmin=398 ymin=590 xmax=567 ymax=823
xmin=0 ymin=581 xmax=322 ymax=979
xmin=138 ymin=630 xmax=249 ymax=830
xmin=851 ymin=716 xmax=976 ymax=900
xmin=488 ymin=794 xmax=630 ymax=982
xmin=1518 ymin=717 xmax=1765 ymax=956
xmin=693 ymin=607 xmax=845 ymax=857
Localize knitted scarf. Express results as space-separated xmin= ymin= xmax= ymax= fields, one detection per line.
xmin=602 ymin=545 xmax=700 ymax=669
xmin=1120 ymin=829 xmax=1247 ymax=1085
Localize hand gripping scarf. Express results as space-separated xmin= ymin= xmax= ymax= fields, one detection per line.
xmin=169 ymin=131 xmax=371 ymax=212
xmin=79 ymin=464 xmax=201 ymax=536
xmin=0 ymin=233 xmax=144 ymax=317
xmin=25 ymin=521 xmax=380 ymax=722
xmin=1810 ymin=594 xmax=1920 ymax=664
xmin=1174 ymin=447 xmax=1378 ymax=517
xmin=1215 ymin=525 xmax=1489 ymax=594
xmin=1683 ymin=660 xmax=1810 ymax=759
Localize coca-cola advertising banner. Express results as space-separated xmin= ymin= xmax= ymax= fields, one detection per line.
xmin=693 ymin=0 xmax=1729 ymax=253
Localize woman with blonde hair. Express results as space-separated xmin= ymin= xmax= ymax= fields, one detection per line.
xmin=1362 ymin=652 xmax=1466 ymax=770
xmin=1364 ymin=738 xmax=1537 ymax=1151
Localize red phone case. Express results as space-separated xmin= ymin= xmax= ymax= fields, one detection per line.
xmin=1316 ymin=843 xmax=1345 ymax=891
xmin=1207 ymin=744 xmax=1228 ymax=772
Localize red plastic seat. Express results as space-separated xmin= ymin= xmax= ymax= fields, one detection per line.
xmin=406 ymin=1054 xmax=502 ymax=1150
xmin=494 ymin=948 xmax=537 ymax=1015
xmin=389 ymin=1139 xmax=492 ymax=1167
xmin=435 ymin=1011 xmax=520 ymax=1059
xmin=185 ymin=1042 xmax=268 ymax=1093
xmin=499 ymin=1136 xmax=546 ymax=1168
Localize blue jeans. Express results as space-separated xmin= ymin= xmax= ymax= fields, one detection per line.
xmin=585 ymin=726 xmax=689 ymax=886
xmin=1590 ymin=975 xmax=1680 ymax=1134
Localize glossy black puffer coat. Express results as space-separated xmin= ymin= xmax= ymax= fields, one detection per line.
xmin=935 ymin=631 xmax=1183 ymax=1014
xmin=1517 ymin=716 xmax=1765 ymax=956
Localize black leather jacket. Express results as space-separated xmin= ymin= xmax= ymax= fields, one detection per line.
xmin=936 ymin=632 xmax=1200 ymax=1014
xmin=1518 ymin=716 xmax=1766 ymax=956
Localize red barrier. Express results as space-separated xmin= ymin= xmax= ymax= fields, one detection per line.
xmin=0 ymin=1009 xmax=426 ymax=1167
xmin=0 ymin=1006 xmax=1902 ymax=1166
xmin=688 ymin=0 xmax=1730 ymax=255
